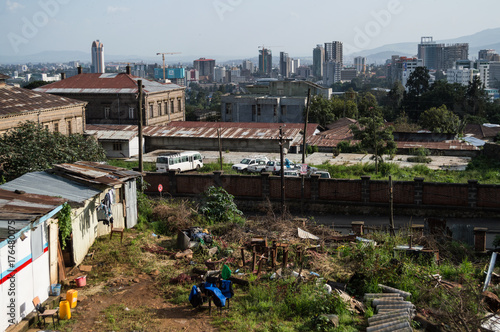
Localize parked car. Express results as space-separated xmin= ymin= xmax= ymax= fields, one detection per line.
xmin=266 ymin=159 xmax=297 ymax=175
xmin=232 ymin=156 xmax=269 ymax=172
xmin=310 ymin=170 xmax=331 ymax=178
xmin=247 ymin=159 xmax=269 ymax=173
xmin=283 ymin=170 xmax=300 ymax=177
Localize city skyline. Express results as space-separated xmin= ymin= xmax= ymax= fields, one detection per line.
xmin=1 ymin=0 xmax=500 ymax=62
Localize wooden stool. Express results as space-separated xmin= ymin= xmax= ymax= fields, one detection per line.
xmin=110 ymin=227 xmax=124 ymax=243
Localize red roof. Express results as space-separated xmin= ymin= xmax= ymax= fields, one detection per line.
xmin=34 ymin=73 xmax=183 ymax=94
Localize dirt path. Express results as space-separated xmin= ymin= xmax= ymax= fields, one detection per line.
xmin=69 ymin=274 xmax=219 ymax=331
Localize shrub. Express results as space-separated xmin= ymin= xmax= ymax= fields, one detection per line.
xmin=199 ymin=186 xmax=243 ymax=225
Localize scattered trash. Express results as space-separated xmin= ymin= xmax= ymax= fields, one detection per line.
xmin=221 ymin=264 xmax=232 ymax=280
xmin=356 ymin=237 xmax=377 ymax=246
xmin=309 ymin=271 xmax=320 ymax=277
xmin=125 ymin=307 xmax=130 ymax=311
xmin=208 ymin=247 xmax=218 ymax=257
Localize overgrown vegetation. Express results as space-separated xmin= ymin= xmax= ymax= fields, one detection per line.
xmin=70 ymin=191 xmax=500 ymax=332
xmin=58 ymin=203 xmax=72 ymax=249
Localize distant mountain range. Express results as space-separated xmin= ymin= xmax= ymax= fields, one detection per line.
xmin=1 ymin=28 xmax=499 ymax=65
xmin=348 ymin=28 xmax=500 ymax=64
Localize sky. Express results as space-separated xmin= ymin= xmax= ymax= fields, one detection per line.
xmin=1 ymin=0 xmax=500 ymax=62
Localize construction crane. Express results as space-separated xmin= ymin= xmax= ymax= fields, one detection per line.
xmin=156 ymin=52 xmax=181 ymax=82
xmin=258 ymin=45 xmax=282 ymax=75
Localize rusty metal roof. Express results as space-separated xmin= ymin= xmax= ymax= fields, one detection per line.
xmin=85 ymin=122 xmax=319 ymax=142
xmin=0 ymin=188 xmax=66 ymax=241
xmin=34 ymin=73 xmax=184 ymax=95
xmin=145 ymin=121 xmax=319 ymax=141
xmin=0 ymin=85 xmax=87 ymax=117
xmin=52 ymin=161 xmax=141 ymax=186
xmin=0 ymin=73 xmax=10 ymax=80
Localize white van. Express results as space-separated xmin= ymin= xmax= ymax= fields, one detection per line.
xmin=156 ymin=151 xmax=203 ymax=173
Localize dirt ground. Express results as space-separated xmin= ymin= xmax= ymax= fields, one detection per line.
xmin=67 ymin=274 xmax=218 ymax=332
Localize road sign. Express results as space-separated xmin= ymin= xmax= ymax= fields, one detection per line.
xmin=300 ymin=164 xmax=308 ymax=175
xmin=158 ymin=184 xmax=163 ymax=192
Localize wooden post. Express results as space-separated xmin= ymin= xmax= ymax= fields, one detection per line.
xmin=240 ymin=247 xmax=245 ymax=267
xmin=389 ymin=175 xmax=395 ymax=235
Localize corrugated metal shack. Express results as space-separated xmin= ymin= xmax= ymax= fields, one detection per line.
xmin=0 ymin=162 xmax=141 ymax=267
xmin=0 ymin=189 xmax=66 ymax=331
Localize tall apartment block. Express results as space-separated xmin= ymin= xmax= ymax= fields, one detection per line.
xmin=91 ymin=40 xmax=104 ymax=74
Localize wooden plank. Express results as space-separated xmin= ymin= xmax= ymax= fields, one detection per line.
xmin=79 ymin=265 xmax=93 ymax=272
xmin=57 ymin=240 xmax=67 ymax=282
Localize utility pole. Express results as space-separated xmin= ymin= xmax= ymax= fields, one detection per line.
xmin=301 ymin=89 xmax=311 ymax=214
xmin=279 ymin=126 xmax=285 ymax=214
xmin=389 ymin=175 xmax=395 ymax=235
xmin=138 ymin=80 xmax=144 ymax=187
xmin=156 ymin=52 xmax=181 ymax=82
xmin=371 ymin=107 xmax=378 ymax=174
xmin=218 ymin=127 xmax=223 ymax=171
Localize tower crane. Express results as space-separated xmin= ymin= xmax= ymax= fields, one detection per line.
xmin=156 ymin=52 xmax=181 ymax=82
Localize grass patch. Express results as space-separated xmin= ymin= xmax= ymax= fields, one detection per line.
xmin=106 ymin=159 xmax=156 ymax=172
xmin=102 ymin=304 xmax=156 ymax=331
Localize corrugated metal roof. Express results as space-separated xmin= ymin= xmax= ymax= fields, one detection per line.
xmin=0 ymin=188 xmax=66 ymax=240
xmin=0 ymin=85 xmax=87 ymax=117
xmin=0 ymin=172 xmax=101 ymax=204
xmin=85 ymin=122 xmax=319 ymax=142
xmin=52 ymin=161 xmax=141 ymax=185
xmin=34 ymin=73 xmax=184 ymax=95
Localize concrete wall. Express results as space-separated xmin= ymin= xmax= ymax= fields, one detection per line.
xmin=143 ymin=172 xmax=500 ymax=218
xmin=146 ymin=137 xmax=285 ymax=153
xmin=0 ymin=104 xmax=86 ymax=135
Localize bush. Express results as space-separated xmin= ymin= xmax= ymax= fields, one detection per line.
xmin=199 ymin=186 xmax=243 ymax=225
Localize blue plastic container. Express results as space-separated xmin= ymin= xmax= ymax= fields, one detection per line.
xmin=51 ymin=283 xmax=61 ymax=296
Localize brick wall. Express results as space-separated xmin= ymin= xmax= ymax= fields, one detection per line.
xmin=142 ymin=172 xmax=500 ymax=216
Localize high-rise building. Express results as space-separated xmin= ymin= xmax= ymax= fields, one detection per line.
xmin=418 ymin=37 xmax=468 ymax=71
xmin=478 ymin=49 xmax=500 ymax=62
xmin=242 ymin=60 xmax=254 ymax=73
xmin=214 ymin=67 xmax=226 ymax=83
xmin=324 ymin=41 xmax=343 ymax=64
xmin=354 ymin=56 xmax=366 ymax=74
xmin=313 ymin=45 xmax=325 ymax=78
xmin=91 ymin=40 xmax=104 ymax=74
xmin=193 ymin=58 xmax=216 ymax=81
xmin=324 ymin=61 xmax=342 ymax=86
xmin=259 ymin=48 xmax=272 ymax=75
xmin=279 ymin=52 xmax=290 ymax=78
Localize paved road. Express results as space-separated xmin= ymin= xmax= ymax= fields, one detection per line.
xmin=141 ymin=150 xmax=471 ymax=170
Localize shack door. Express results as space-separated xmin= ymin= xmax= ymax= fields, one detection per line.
xmin=124 ymin=180 xmax=138 ymax=229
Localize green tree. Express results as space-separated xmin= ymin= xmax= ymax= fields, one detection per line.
xmin=0 ymin=122 xmax=106 ymax=181
xmin=351 ymin=108 xmax=396 ymax=173
xmin=23 ymin=80 xmax=50 ymax=90
xmin=383 ymin=81 xmax=405 ymax=120
xmin=465 ymin=76 xmax=489 ymax=118
xmin=308 ymin=95 xmax=336 ymax=127
xmin=357 ymin=92 xmax=378 ymax=118
xmin=403 ymin=66 xmax=430 ymax=120
xmin=419 ymin=105 xmax=463 ymax=135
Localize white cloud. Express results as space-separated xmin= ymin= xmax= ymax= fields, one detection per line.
xmin=107 ymin=6 xmax=130 ymax=14
xmin=6 ymin=0 xmax=25 ymax=11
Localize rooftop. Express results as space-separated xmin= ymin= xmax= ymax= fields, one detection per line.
xmin=34 ymin=73 xmax=184 ymax=95
xmin=0 ymin=85 xmax=87 ymax=117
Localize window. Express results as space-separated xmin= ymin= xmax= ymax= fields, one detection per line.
xmin=273 ymin=105 xmax=277 ymax=117
xmin=225 ymin=103 xmax=232 ymax=114
xmin=54 ymin=122 xmax=59 ymax=133
xmin=104 ymin=106 xmax=111 ymax=119
xmin=67 ymin=120 xmax=72 ymax=135
xmin=257 ymin=105 xmax=261 ymax=116
xmin=113 ymin=143 xmax=122 ymax=151
xmin=129 ymin=107 xmax=135 ymax=119
xmin=252 ymin=105 xmax=256 ymax=121
xmin=171 ymin=100 xmax=175 ymax=113
xmin=149 ymin=104 xmax=154 ymax=118
xmin=44 ymin=124 xmax=49 ymax=130
xmin=178 ymin=99 xmax=182 ymax=114
xmin=158 ymin=102 xmax=162 ymax=115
